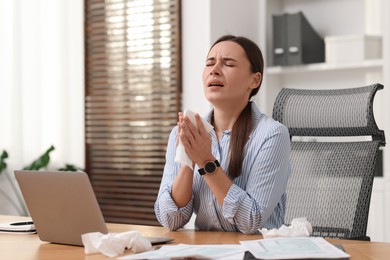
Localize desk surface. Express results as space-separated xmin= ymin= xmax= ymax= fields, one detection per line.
xmin=1 ymin=215 xmax=389 ymax=260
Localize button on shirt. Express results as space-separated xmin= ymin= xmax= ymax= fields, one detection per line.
xmin=154 ymin=102 xmax=291 ymax=234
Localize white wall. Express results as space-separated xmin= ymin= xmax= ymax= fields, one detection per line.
xmin=181 ymin=0 xmax=211 ymax=115
xmin=181 ymin=0 xmax=260 ymax=116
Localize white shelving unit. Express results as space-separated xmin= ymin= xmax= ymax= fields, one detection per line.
xmin=266 ymin=59 xmax=383 ymax=75
xmin=256 ymin=0 xmax=390 ymax=242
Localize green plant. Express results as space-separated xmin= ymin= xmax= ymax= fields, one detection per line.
xmin=0 ymin=150 xmax=27 ymax=215
xmin=0 ymin=146 xmax=84 ymax=215
xmin=0 ymin=150 xmax=7 ymax=173
xmin=58 ymin=164 xmax=84 ymax=171
xmin=23 ymin=145 xmax=55 ymax=170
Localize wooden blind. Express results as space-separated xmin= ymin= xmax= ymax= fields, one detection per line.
xmin=84 ymin=0 xmax=181 ymax=226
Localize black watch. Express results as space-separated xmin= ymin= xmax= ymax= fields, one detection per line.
xmin=198 ymin=160 xmax=220 ymax=175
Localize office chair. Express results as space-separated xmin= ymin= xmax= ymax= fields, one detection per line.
xmin=272 ymin=83 xmax=385 ymax=240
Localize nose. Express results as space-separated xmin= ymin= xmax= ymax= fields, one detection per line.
xmin=209 ymin=63 xmax=221 ymax=75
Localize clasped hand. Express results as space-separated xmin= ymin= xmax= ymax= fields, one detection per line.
xmin=177 ymin=112 xmax=214 ymax=168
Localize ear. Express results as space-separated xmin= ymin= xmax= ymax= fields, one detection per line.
xmin=250 ymin=72 xmax=262 ymax=89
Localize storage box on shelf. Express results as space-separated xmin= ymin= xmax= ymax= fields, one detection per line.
xmin=325 ymin=35 xmax=382 ymax=63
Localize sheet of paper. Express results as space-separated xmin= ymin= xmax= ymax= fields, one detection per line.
xmin=0 ymin=220 xmax=37 ymax=234
xmin=240 ymin=237 xmax=350 ymax=259
xmin=118 ymin=244 xmax=245 ymax=260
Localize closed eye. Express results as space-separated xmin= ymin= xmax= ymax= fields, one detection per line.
xmin=205 ymin=58 xmax=237 ymax=67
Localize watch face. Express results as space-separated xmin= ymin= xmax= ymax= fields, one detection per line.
xmin=204 ymin=161 xmax=217 ymax=174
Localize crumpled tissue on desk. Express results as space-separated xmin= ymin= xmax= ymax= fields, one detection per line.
xmin=82 ymin=230 xmax=152 ymax=257
xmin=259 ymin=217 xmax=313 ymax=238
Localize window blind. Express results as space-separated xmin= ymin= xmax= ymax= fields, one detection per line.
xmin=84 ymin=0 xmax=181 ymax=226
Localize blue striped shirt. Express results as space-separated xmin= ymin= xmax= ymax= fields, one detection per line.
xmin=154 ymin=102 xmax=291 ymax=234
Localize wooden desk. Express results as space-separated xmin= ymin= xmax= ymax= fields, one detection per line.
xmin=1 ymin=215 xmax=389 ymax=260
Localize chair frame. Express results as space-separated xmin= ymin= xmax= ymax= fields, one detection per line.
xmin=272 ymin=83 xmax=386 ymax=240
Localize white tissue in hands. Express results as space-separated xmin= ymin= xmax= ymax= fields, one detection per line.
xmin=82 ymin=231 xmax=152 ymax=257
xmin=259 ymin=217 xmax=313 ymax=238
xmin=175 ymin=109 xmax=214 ymax=170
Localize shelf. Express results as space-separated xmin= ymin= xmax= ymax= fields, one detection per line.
xmin=258 ymin=0 xmax=389 ymax=242
xmin=266 ymin=59 xmax=383 ymax=75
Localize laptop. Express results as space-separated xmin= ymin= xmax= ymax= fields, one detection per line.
xmin=14 ymin=170 xmax=173 ymax=246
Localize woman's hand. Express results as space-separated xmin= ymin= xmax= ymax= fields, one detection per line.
xmin=179 ymin=113 xmax=214 ymax=167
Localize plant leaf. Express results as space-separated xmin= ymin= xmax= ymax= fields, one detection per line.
xmin=23 ymin=145 xmax=55 ymax=171
xmin=0 ymin=150 xmax=8 ymax=173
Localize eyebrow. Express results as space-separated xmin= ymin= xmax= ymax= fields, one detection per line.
xmin=206 ymin=57 xmax=238 ymax=62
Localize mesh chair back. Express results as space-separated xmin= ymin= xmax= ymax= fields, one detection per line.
xmin=272 ymin=83 xmax=385 ymax=240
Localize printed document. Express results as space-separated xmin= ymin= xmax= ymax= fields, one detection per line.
xmin=118 ymin=244 xmax=245 ymax=259
xmin=240 ymin=237 xmax=350 ymax=259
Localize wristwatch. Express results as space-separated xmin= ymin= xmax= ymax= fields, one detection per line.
xmin=198 ymin=160 xmax=220 ymax=175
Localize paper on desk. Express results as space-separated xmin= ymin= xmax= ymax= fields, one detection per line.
xmin=175 ymin=110 xmax=214 ymax=170
xmin=118 ymin=244 xmax=245 ymax=260
xmin=0 ymin=220 xmax=37 ymax=234
xmin=240 ymin=237 xmax=350 ymax=259
xmin=82 ymin=231 xmax=152 ymax=257
xmin=259 ymin=217 xmax=313 ymax=238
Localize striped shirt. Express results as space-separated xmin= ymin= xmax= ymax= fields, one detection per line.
xmin=154 ymin=102 xmax=291 ymax=234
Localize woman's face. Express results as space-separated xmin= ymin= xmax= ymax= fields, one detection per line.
xmin=202 ymin=41 xmax=260 ymax=106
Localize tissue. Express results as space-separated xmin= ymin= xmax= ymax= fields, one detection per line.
xmin=259 ymin=217 xmax=313 ymax=238
xmin=82 ymin=231 xmax=152 ymax=257
xmin=175 ymin=109 xmax=214 ymax=169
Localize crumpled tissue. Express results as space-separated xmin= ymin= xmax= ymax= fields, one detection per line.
xmin=81 ymin=231 xmax=152 ymax=257
xmin=259 ymin=217 xmax=313 ymax=238
xmin=175 ymin=109 xmax=214 ymax=170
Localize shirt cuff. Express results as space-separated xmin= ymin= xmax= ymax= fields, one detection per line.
xmin=222 ymin=183 xmax=246 ymax=221
xmin=158 ymin=185 xmax=194 ymax=228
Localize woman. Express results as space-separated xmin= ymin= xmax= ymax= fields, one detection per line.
xmin=154 ymin=35 xmax=290 ymax=234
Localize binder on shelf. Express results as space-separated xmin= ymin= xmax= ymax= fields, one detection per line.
xmin=272 ymin=13 xmax=288 ymax=66
xmin=272 ymin=11 xmax=325 ymax=66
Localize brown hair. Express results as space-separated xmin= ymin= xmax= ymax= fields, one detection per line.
xmin=210 ymin=35 xmax=264 ymax=179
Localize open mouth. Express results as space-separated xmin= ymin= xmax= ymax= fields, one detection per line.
xmin=208 ymin=83 xmax=224 ymax=87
